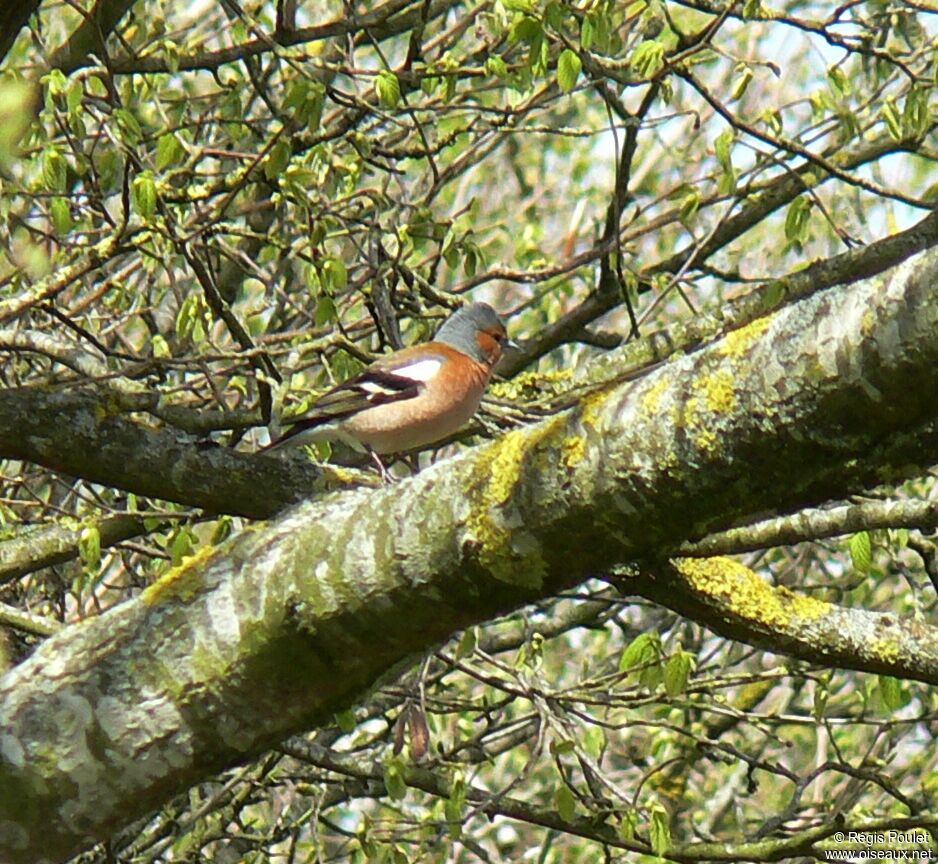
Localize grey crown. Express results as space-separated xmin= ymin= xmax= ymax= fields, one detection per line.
xmin=434 ymin=302 xmax=506 ymax=362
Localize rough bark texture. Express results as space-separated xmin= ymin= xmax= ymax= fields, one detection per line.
xmin=638 ymin=558 xmax=938 ymax=684
xmin=0 ymin=388 xmax=324 ymax=518
xmin=1 ymin=249 xmax=938 ymax=863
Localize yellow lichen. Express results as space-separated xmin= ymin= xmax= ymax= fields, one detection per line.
xmin=464 ymin=419 xmax=563 ymax=589
xmin=681 ymin=369 xmax=737 ymax=455
xmin=580 ymin=383 xmax=615 ymax=426
xmin=698 ymin=369 xmax=737 ymax=414
xmin=869 ymin=637 xmax=900 ymax=663
xmin=683 ymin=395 xmax=718 ymax=455
xmin=641 ymin=377 xmax=670 ymax=417
xmin=142 ymin=544 xmax=218 ymax=606
xmin=561 ymin=435 xmax=586 ymax=469
xmin=489 ymin=368 xmax=574 ymax=401
xmin=718 ymin=316 xmax=772 ymax=358
xmin=676 ymin=557 xmax=831 ymax=627
xmin=486 ymin=428 xmax=536 ymax=507
xmin=318 ymin=463 xmax=382 ymax=489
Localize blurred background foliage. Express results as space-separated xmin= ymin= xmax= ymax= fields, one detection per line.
xmin=0 ymin=0 xmax=936 ymax=860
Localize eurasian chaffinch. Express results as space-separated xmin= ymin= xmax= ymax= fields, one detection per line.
xmin=266 ymin=302 xmax=511 ymax=456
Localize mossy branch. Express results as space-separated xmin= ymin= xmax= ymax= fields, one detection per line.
xmin=2 ymin=249 xmax=938 ymax=862
xmin=632 ymin=558 xmax=938 ymax=685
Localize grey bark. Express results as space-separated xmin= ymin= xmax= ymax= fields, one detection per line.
xmin=0 ymin=388 xmax=323 ymax=518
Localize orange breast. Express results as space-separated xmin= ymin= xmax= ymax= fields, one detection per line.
xmin=342 ymin=348 xmax=491 ymax=453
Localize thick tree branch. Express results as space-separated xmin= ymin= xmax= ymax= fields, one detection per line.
xmin=0 ymin=388 xmax=322 ymax=519
xmin=631 ymin=558 xmax=938 ymax=685
xmin=2 ymin=249 xmax=938 ymax=862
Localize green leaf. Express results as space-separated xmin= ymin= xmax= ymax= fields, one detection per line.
xmin=335 ymin=709 xmax=356 ymax=733
xmin=376 ymin=71 xmax=401 ymax=108
xmin=649 ymin=804 xmax=671 ymax=856
xmin=50 ymin=197 xmax=73 ymax=235
xmin=850 ymin=531 xmax=872 ymax=574
xmin=286 ymin=79 xmax=326 ymax=130
xmin=156 ymin=133 xmax=185 ymax=170
xmin=509 ymin=16 xmax=541 ymax=45
xmin=78 ymin=526 xmax=101 ymax=570
xmin=485 ymin=55 xmax=508 ymax=78
xmin=878 ymin=675 xmax=903 ymax=712
xmin=314 ymin=296 xmax=337 ymax=326
xmin=619 ymin=630 xmax=661 ymax=672
xmin=762 ymin=107 xmax=783 ymax=135
xmin=555 ymin=784 xmax=576 ymax=822
xmin=679 ymin=187 xmax=700 ymax=221
xmin=43 ymin=149 xmax=67 ymax=192
xmin=551 ymin=738 xmax=575 ymax=756
xmin=580 ymin=15 xmax=595 ymax=50
xmin=176 ymin=293 xmax=201 ymax=341
xmin=731 ymin=66 xmax=753 ymax=101
xmin=882 ymin=98 xmax=902 ymax=141
xmin=170 ymin=527 xmax=195 ymax=565
xmin=902 ymin=86 xmax=929 ymax=138
xmin=444 ymin=74 xmax=457 ymax=101
xmin=0 ymin=78 xmax=32 ymax=168
xmin=714 ymin=128 xmax=734 ymax=174
xmin=445 ymin=771 xmax=466 ymax=838
xmin=582 ymin=725 xmax=606 ymax=760
xmin=618 ymin=807 xmax=638 ymax=841
xmin=163 ymin=39 xmax=180 ymax=73
xmin=784 ymin=195 xmax=812 ymax=245
xmin=264 ymin=139 xmax=292 ymax=181
xmin=630 ymin=40 xmax=665 ymax=78
xmin=131 ymin=171 xmax=157 ymax=219
xmin=322 ymin=257 xmax=348 ymax=291
xmin=66 ymin=80 xmax=83 ymax=114
xmin=114 ymin=107 xmax=143 ymax=145
xmin=544 ymin=1 xmax=564 ymax=31
xmin=383 ymin=758 xmax=407 ymax=801
xmin=557 ymin=49 xmax=582 ymax=93
xmin=455 ymin=627 xmax=477 ymax=660
xmin=827 ymin=64 xmax=849 ymax=95
xmin=664 ymin=650 xmax=695 ymax=697
xmin=151 ymin=334 xmax=170 ymax=358
xmin=45 ymin=68 xmax=67 ymax=97
xmin=813 ymin=679 xmax=829 ymax=720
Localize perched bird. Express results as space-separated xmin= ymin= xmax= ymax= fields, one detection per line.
xmin=265 ymin=302 xmax=512 ymax=457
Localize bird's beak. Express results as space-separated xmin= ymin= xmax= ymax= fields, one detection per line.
xmin=505 ymin=338 xmax=521 ymax=351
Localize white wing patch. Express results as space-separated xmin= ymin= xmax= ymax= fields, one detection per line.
xmin=389 ymin=358 xmax=442 ymax=383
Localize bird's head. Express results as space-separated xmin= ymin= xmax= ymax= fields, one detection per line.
xmin=435 ymin=302 xmax=513 ymax=367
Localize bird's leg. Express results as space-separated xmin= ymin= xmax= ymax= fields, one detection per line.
xmin=399 ymin=453 xmax=420 ymax=475
xmin=367 ymin=448 xmax=395 ymax=484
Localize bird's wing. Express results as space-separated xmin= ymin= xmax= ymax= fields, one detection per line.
xmin=272 ymin=345 xmax=446 ymax=444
